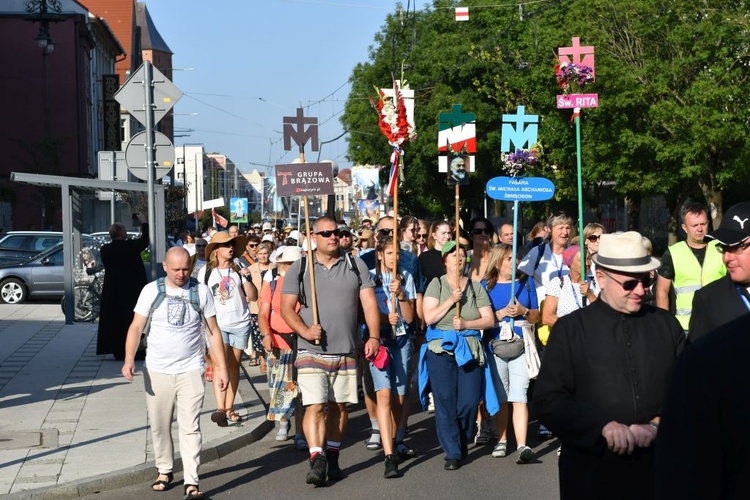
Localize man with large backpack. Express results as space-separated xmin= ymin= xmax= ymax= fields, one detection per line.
xmin=281 ymin=216 xmax=380 ymax=487
xmin=121 ymin=247 xmax=228 ymax=500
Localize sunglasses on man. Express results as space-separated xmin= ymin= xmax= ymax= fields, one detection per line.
xmin=603 ymin=272 xmax=653 ymax=291
xmin=715 ymin=239 xmax=750 ymax=254
xmin=315 ymin=229 xmax=341 ymax=238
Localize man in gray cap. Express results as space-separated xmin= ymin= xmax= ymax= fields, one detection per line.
xmin=533 ymin=231 xmax=685 ymax=500
xmin=688 ymin=201 xmax=750 ymax=342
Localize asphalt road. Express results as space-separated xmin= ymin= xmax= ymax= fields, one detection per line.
xmin=84 ymin=393 xmax=561 ymax=499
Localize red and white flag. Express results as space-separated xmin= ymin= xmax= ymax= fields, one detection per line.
xmin=212 ymin=208 xmax=228 ymax=228
xmin=455 ymin=7 xmax=469 ymax=21
xmin=387 ymin=150 xmax=401 ymax=197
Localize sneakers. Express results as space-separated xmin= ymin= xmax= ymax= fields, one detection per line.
xmin=275 ymin=422 xmax=289 ymax=441
xmin=384 ymin=454 xmax=401 ymax=478
xmin=444 ymin=459 xmax=460 ymax=470
xmin=365 ymin=429 xmax=382 ymax=450
xmin=294 ymin=434 xmax=309 ymax=451
xmin=537 ymin=424 xmax=552 ymax=440
xmin=306 ymin=453 xmax=327 ymax=486
xmin=492 ymin=440 xmax=507 ymax=458
xmin=396 ymin=441 xmax=416 ymax=460
xmin=474 ymin=420 xmax=492 ymax=446
xmin=326 ymin=449 xmax=344 ymax=480
xmin=427 ymin=392 xmax=435 ymax=413
xmin=516 ymin=445 xmax=533 ymax=464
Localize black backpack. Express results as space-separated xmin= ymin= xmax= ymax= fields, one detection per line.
xmin=297 ymin=253 xmax=361 ymax=308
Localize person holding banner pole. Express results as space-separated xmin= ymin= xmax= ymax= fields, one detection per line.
xmin=281 ymin=216 xmax=380 ymax=486
xmin=483 ymin=243 xmax=541 ymax=463
xmin=420 ymin=241 xmax=497 ymax=471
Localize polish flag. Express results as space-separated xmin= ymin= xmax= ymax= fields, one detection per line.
xmin=455 ymin=7 xmax=469 ymax=21
xmin=212 ymin=208 xmax=228 ymax=228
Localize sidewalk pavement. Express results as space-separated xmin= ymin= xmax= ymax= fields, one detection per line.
xmin=0 ymin=304 xmax=273 ymax=499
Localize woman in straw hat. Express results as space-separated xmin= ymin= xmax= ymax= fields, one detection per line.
xmin=198 ymin=231 xmax=258 ymax=426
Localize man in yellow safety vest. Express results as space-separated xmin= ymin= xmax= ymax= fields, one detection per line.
xmin=655 ymin=202 xmax=726 ymax=335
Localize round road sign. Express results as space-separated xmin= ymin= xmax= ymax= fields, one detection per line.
xmin=124 ymin=131 xmax=174 ymax=181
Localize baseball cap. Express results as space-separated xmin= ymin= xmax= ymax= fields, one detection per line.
xmin=441 ymin=241 xmax=467 ymax=257
xmin=706 ymin=202 xmax=750 ymax=246
xmin=262 ymin=222 xmax=272 ymax=231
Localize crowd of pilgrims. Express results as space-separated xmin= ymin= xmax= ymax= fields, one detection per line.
xmin=179 ymin=212 xmax=622 ymax=476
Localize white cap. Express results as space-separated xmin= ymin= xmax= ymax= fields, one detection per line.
xmin=288 ymin=230 xmax=301 ymax=241
xmin=262 ymin=234 xmax=275 ymax=243
xmin=262 ymin=222 xmax=273 ymax=231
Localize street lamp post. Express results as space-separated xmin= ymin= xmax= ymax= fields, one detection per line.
xmin=26 ymin=0 xmax=63 ymax=138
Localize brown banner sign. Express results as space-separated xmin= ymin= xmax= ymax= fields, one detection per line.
xmin=275 ymin=162 xmax=334 ymax=197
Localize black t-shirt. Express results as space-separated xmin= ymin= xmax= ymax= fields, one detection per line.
xmin=657 ymin=245 xmax=707 ymax=281
xmin=419 ymin=248 xmax=445 ymax=289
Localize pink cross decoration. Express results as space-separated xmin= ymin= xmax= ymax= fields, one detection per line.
xmin=559 ymin=37 xmax=595 ymax=80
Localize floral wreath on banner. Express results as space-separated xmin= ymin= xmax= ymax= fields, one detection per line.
xmin=370 ymin=75 xmax=416 ymax=191
xmin=555 ymin=60 xmax=594 ymax=96
xmin=501 ymin=143 xmax=542 ymax=178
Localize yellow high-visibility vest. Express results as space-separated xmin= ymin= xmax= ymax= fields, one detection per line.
xmin=671 ymin=240 xmax=726 ymax=330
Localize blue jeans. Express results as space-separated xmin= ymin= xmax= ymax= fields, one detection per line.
xmin=425 ymin=349 xmax=482 ymax=461
xmin=369 ymin=334 xmax=411 ymax=395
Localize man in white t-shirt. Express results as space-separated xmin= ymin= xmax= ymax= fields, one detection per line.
xmin=121 ymin=247 xmax=228 ymax=499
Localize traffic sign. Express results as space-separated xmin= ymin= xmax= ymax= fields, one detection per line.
xmin=124 ymin=131 xmax=174 ymax=181
xmin=114 ymin=63 xmax=183 ymax=127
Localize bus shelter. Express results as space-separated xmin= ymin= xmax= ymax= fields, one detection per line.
xmin=11 ymin=172 xmax=166 ymax=324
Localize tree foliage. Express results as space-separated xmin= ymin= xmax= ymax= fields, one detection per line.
xmin=341 ymin=0 xmax=750 ymax=233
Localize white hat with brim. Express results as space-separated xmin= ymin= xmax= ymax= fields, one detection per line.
xmin=276 ymin=246 xmax=303 ymax=263
xmin=205 ymin=231 xmax=247 ymax=261
xmin=592 ymin=231 xmax=660 ymax=273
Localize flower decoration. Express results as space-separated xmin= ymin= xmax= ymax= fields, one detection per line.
xmin=501 ymin=144 xmax=541 ymax=177
xmin=555 ymin=61 xmax=594 ymax=96
xmin=371 ymin=80 xmax=416 ymax=147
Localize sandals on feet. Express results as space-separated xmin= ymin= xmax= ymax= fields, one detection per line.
xmin=365 ymin=429 xmax=382 ymax=450
xmin=183 ymin=484 xmax=205 ymax=500
xmin=211 ymin=409 xmax=228 ymax=427
xmin=151 ymin=471 xmax=173 ymax=492
xmin=226 ymin=409 xmax=242 ymax=423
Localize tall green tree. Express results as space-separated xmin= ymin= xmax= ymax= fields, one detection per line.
xmin=342 ymin=0 xmax=750 ymax=236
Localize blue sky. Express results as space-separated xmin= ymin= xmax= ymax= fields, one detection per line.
xmin=144 ymin=0 xmax=403 ymax=176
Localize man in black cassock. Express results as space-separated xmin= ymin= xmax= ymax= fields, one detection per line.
xmin=533 ymin=231 xmax=685 ymax=500
xmin=96 ymin=214 xmax=149 ymax=360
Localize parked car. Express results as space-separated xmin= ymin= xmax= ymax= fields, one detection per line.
xmin=0 ymin=238 xmax=100 ymax=304
xmin=88 ymin=231 xmax=142 ymax=243
xmin=0 ymin=231 xmax=63 ymax=264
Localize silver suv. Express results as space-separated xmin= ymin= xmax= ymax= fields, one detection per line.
xmin=0 ymin=232 xmax=63 ymax=264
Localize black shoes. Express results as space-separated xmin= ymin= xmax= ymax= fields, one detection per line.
xmin=396 ymin=440 xmax=416 ymax=460
xmin=306 ymin=453 xmax=327 ymax=486
xmin=384 ymin=454 xmax=401 ymax=478
xmin=326 ymin=450 xmax=344 ymax=480
xmin=444 ymin=459 xmax=460 ymax=471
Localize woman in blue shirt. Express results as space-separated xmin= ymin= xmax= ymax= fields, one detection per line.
xmin=369 ymin=236 xmax=416 ymax=478
xmin=483 ymin=243 xmax=540 ymax=464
